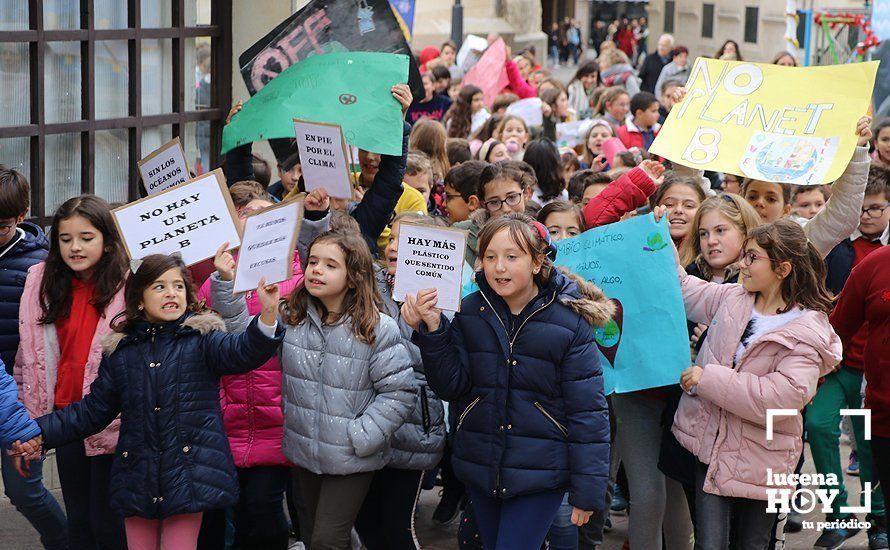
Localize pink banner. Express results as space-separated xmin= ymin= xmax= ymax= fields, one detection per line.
xmin=602 ymin=137 xmax=628 ymax=168
xmin=462 ymin=38 xmax=509 ymax=108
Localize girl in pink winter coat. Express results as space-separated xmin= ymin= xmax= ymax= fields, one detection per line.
xmin=16 ymin=195 xmax=129 ymax=548
xmin=196 ymin=187 xmax=304 ymax=549
xmin=672 ymin=218 xmax=842 ymax=549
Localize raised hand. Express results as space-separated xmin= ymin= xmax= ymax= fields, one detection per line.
xmin=856 ymin=115 xmax=873 ymax=147
xmin=391 ymin=84 xmax=413 ymax=118
xmin=638 ymin=160 xmax=665 ymax=185
xmin=214 ymin=242 xmax=236 ymax=282
xmin=671 ymin=86 xmax=688 ymax=104
xmin=305 ymin=187 xmax=331 ymax=212
xmin=414 ymin=288 xmax=442 ymax=332
xmin=256 ymin=278 xmax=280 ymax=325
xmin=400 ymin=294 xmax=423 ymax=332
xmin=590 ymin=154 xmax=608 ymax=173
xmin=226 ymin=101 xmax=244 ymax=124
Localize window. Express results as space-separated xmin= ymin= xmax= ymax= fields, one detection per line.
xmin=702 ymin=4 xmax=715 ymax=39
xmin=0 ymin=0 xmax=232 ymax=224
xmin=744 ymin=6 xmax=759 ymax=43
xmin=664 ymin=1 xmax=676 ymax=33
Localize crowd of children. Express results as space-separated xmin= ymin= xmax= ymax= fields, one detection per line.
xmin=0 ymin=30 xmax=888 ymax=550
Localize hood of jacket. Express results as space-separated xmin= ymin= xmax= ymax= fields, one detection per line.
xmin=102 ymin=312 xmax=226 ymax=355
xmin=555 ymin=268 xmax=616 ymax=328
xmin=753 ymin=309 xmax=843 ymax=374
xmin=6 ymin=222 xmax=49 ymax=256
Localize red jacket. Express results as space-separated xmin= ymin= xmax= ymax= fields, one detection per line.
xmin=582 ymin=166 xmax=657 ymax=229
xmin=503 ymin=59 xmax=537 ymax=99
xmin=830 ymin=246 xmax=890 ymax=438
xmin=617 ymin=120 xmax=661 ymax=152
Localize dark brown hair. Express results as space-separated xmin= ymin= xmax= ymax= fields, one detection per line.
xmin=651 ymin=175 xmax=707 ymax=209
xmin=281 ymin=231 xmax=383 ymax=345
xmin=491 ymin=93 xmax=519 ymax=114
xmin=479 ymin=160 xmax=537 ymax=200
xmin=742 ymin=178 xmax=792 ymax=206
xmin=444 ymin=160 xmax=487 ymax=200
xmin=40 ymin=195 xmax=128 ymax=324
xmin=744 ymin=218 xmax=834 ymax=313
xmin=0 ymin=164 xmax=30 ymax=219
xmin=446 ymin=138 xmax=472 ymax=165
xmin=568 ymin=170 xmax=611 ymax=203
xmin=111 ymin=253 xmax=206 ymax=333
xmin=537 ymin=200 xmax=584 ymax=232
xmin=444 ymin=85 xmax=483 ymax=139
xmin=477 ymin=212 xmax=553 ymax=288
xmin=865 ymin=167 xmax=890 ymax=200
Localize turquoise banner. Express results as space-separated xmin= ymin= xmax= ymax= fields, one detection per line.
xmin=463 ymin=215 xmax=690 ymax=394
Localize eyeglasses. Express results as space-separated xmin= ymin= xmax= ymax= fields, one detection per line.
xmin=0 ymin=223 xmax=15 ymax=236
xmin=740 ymin=250 xmax=778 ymax=267
xmin=860 ymin=204 xmax=889 ymax=218
xmin=484 ymin=192 xmax=523 ymax=212
xmin=445 ymin=192 xmax=463 ymax=202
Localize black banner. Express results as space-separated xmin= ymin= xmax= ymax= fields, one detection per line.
xmin=238 ymin=0 xmax=422 ymax=98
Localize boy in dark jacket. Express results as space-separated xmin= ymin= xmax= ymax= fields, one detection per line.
xmin=809 ymin=170 xmax=889 ymax=549
xmin=0 ymin=165 xmax=66 ymax=550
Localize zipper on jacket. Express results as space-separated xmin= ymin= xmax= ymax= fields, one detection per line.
xmin=478 ymin=290 xmax=557 ymax=355
xmin=419 ymin=384 xmax=431 ymax=435
xmin=456 ymin=396 xmax=481 ymax=431
xmin=534 ymin=401 xmax=568 ymax=437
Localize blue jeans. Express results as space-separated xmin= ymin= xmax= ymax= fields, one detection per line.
xmin=547 ymin=493 xmax=578 ymax=550
xmin=467 ymin=487 xmax=563 ymax=550
xmin=1 ymin=450 xmax=69 ymax=550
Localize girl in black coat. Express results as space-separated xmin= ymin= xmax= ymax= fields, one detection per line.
xmin=17 ymin=254 xmax=283 ymax=550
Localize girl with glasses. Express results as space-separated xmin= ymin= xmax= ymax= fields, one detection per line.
xmin=672 ymin=218 xmax=841 ymax=549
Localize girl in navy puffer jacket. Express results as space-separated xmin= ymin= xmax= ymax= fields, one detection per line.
xmin=19 ymin=254 xmax=283 ymax=550
xmin=402 ymin=213 xmax=613 ymax=550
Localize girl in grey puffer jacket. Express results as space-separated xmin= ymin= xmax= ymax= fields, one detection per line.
xmin=212 ymin=230 xmax=416 ymax=550
xmin=354 ymin=213 xmax=448 ymax=550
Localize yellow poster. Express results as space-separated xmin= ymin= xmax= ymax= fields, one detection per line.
xmin=650 ymin=58 xmax=879 ymax=186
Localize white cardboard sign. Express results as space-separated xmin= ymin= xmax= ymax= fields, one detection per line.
xmin=392 ymin=223 xmax=468 ymax=312
xmin=112 ymin=169 xmax=241 ymax=266
xmin=137 ymin=137 xmax=190 ymax=195
xmin=506 ymin=98 xmax=544 ymax=128
xmin=293 ymin=119 xmax=354 ymax=200
xmin=233 ymin=199 xmax=302 ymax=293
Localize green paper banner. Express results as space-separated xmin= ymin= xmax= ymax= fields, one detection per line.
xmin=222 ymin=52 xmax=408 ymax=156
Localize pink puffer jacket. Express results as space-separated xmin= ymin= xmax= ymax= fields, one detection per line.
xmin=671 ymin=265 xmax=842 ymax=500
xmin=14 ymin=263 xmax=124 ymax=456
xmin=198 ymin=257 xmax=303 ymax=468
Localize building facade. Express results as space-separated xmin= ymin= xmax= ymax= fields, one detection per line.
xmin=645 ymin=0 xmax=870 ymax=64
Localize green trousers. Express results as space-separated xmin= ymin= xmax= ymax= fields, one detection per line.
xmin=805 ymin=365 xmax=885 ymax=520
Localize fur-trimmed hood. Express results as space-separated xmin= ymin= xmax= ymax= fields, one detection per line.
xmin=102 ymin=312 xmax=226 ymax=355
xmin=556 ymin=267 xmax=616 ymax=328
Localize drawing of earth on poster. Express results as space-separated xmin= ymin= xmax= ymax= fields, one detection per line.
xmin=740 ymin=133 xmax=838 ymax=185
xmin=461 ymin=215 xmax=689 ymax=394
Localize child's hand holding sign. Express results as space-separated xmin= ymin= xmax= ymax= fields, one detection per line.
xmin=401 ymin=289 xmax=442 ymax=332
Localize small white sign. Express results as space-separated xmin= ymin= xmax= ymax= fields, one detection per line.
xmin=137 ymin=137 xmax=190 ymax=195
xmin=293 ymin=119 xmax=354 ymax=200
xmin=506 ymin=98 xmax=544 ymax=128
xmin=393 ymin=223 xmax=468 ymax=312
xmin=112 ymin=169 xmax=241 ymax=266
xmin=233 ymin=199 xmax=302 ymax=293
